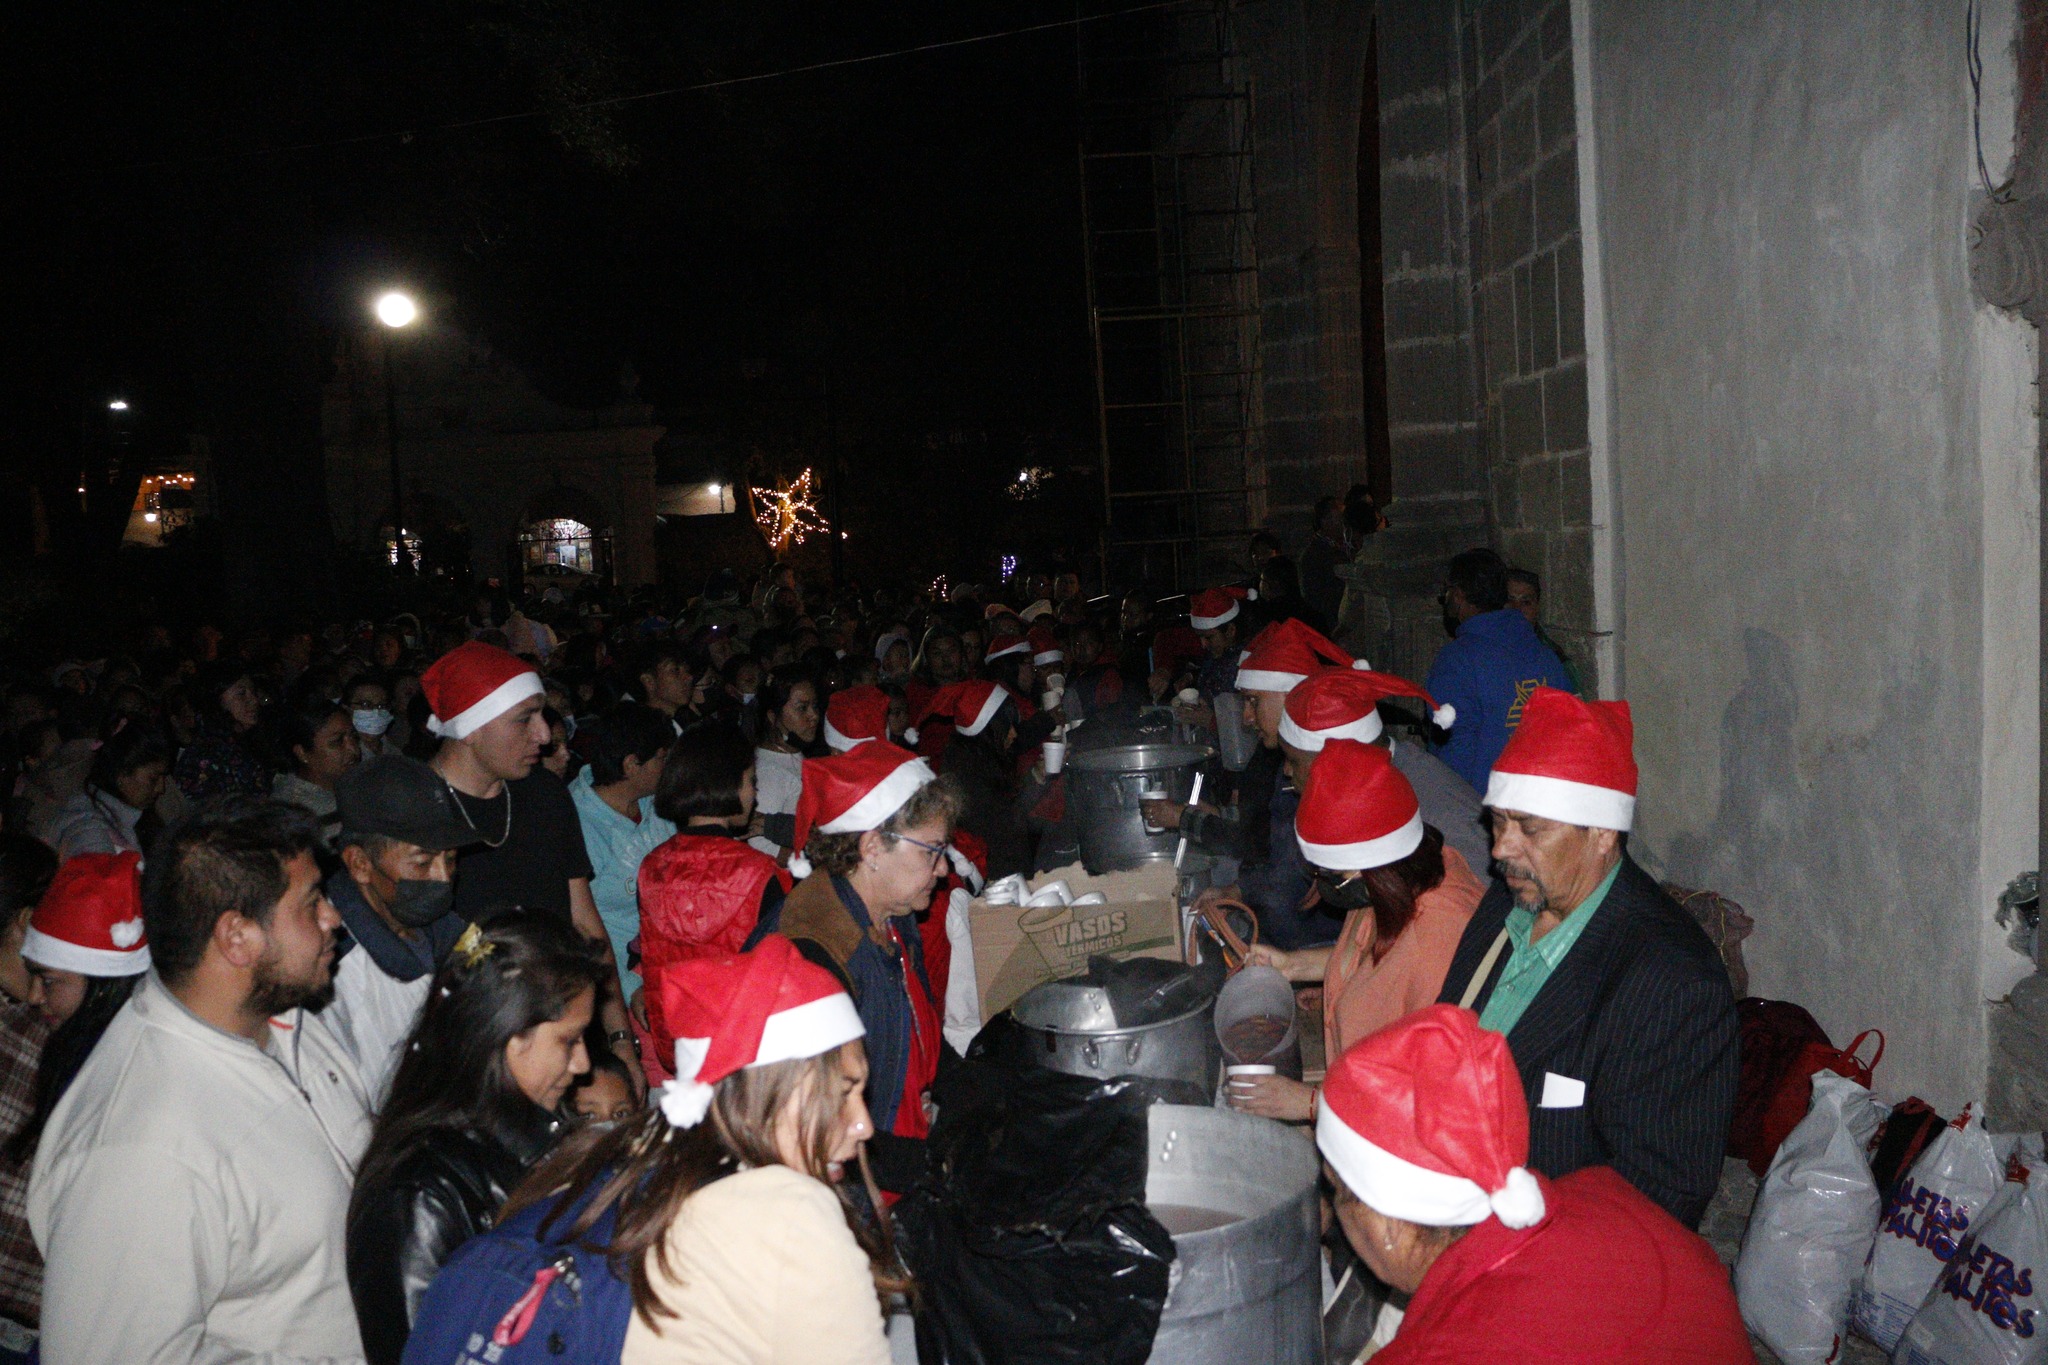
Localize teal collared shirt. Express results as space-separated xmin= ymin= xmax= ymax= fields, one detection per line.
xmin=1477 ymin=858 xmax=1623 ymax=1037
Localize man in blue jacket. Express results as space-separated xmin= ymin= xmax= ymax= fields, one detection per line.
xmin=1426 ymin=548 xmax=1577 ymax=792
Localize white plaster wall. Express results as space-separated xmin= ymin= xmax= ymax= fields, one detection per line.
xmin=1581 ymin=0 xmax=2037 ymax=1110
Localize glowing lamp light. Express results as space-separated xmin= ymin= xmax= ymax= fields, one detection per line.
xmin=108 ymin=399 xmax=130 ymax=412
xmin=707 ymin=482 xmax=721 ymax=496
xmin=374 ymin=291 xmax=418 ymax=328
xmin=143 ymin=512 xmax=158 ymax=523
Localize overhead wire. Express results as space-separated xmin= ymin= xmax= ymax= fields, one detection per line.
xmin=1966 ymin=0 xmax=2017 ymax=204
xmin=46 ymin=1 xmax=1196 ymax=180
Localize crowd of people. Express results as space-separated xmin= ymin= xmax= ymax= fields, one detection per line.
xmin=0 ymin=514 xmax=1756 ymax=1364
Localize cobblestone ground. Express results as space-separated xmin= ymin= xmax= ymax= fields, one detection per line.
xmin=1701 ymin=1158 xmax=1887 ymax=1365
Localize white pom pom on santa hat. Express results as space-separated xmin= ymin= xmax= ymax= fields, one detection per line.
xmin=1277 ymin=667 xmax=1453 ymax=752
xmin=654 ymin=936 xmax=866 ymax=1130
xmin=1316 ymin=1004 xmax=1549 ymax=1234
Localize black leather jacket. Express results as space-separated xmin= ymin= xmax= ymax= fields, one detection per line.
xmin=346 ymin=1105 xmax=565 ymax=1365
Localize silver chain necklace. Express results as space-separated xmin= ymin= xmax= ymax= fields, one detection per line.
xmin=452 ymin=781 xmax=513 ymax=849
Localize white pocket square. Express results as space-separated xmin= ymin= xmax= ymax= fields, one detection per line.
xmin=1539 ymin=1072 xmax=1586 ymax=1109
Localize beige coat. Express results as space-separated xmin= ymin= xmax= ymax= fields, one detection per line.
xmin=28 ymin=972 xmax=371 ymax=1364
xmin=623 ymin=1164 xmax=892 ymax=1365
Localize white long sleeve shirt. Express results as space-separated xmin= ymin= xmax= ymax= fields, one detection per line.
xmin=28 ymin=972 xmax=371 ymax=1364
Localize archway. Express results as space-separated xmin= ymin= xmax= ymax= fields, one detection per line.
xmin=518 ymin=485 xmax=614 ymax=587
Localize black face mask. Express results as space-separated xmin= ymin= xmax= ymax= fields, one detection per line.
xmin=387 ymin=877 xmax=456 ymax=929
xmin=1314 ymin=872 xmax=1375 ymax=913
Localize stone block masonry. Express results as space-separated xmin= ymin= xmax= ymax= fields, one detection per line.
xmin=1463 ymin=0 xmax=1598 ymax=692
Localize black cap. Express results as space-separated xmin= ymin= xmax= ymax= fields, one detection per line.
xmin=337 ymin=756 xmax=488 ymax=852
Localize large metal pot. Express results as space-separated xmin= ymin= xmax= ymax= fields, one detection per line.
xmin=1066 ymin=741 xmax=1214 ymax=873
xmin=1146 ymin=1104 xmax=1324 ymax=1365
xmin=1009 ymin=971 xmax=1221 ymax=1099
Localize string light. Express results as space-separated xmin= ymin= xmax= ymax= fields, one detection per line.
xmin=750 ymin=469 xmax=830 ymax=551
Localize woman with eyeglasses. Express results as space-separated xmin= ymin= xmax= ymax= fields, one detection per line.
xmin=746 ymin=743 xmax=959 ymax=1188
xmin=1229 ymin=739 xmax=1482 ymax=1124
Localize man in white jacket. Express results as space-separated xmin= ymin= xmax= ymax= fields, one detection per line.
xmin=29 ymin=798 xmax=371 ymax=1364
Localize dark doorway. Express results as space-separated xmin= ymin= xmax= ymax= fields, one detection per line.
xmin=1358 ymin=21 xmax=1394 ymax=507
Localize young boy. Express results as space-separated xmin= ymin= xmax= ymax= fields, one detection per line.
xmin=570 ymin=1053 xmax=638 ymax=1127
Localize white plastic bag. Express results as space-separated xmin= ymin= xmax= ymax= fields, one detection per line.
xmin=1735 ymin=1072 xmax=1888 ymax=1362
xmin=1852 ymin=1104 xmax=2008 ymax=1351
xmin=1893 ymin=1158 xmax=2047 ymax=1365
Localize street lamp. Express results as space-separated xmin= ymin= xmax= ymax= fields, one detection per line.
xmin=374 ymin=291 xmax=417 ymax=329
xmin=375 ymin=290 xmax=419 ymax=570
xmin=107 ymin=399 xmax=129 ymax=412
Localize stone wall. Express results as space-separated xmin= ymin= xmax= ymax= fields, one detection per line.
xmin=1339 ymin=0 xmax=1492 ymax=680
xmin=1464 ymin=0 xmax=1598 ymax=691
xmin=1235 ymin=0 xmax=1373 ymax=549
xmin=1230 ymin=0 xmax=1493 ymax=678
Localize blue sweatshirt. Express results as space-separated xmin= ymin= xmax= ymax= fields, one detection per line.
xmin=1425 ymin=608 xmax=1578 ymax=793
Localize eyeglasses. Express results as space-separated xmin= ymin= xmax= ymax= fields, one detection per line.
xmin=888 ymin=832 xmax=948 ymax=868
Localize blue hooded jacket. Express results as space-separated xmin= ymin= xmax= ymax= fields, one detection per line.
xmin=1424 ymin=608 xmax=1578 ymax=793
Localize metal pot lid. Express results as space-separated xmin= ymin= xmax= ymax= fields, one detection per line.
xmin=1012 ymin=956 xmax=1221 ymax=1033
xmin=1067 ymin=742 xmax=1215 ymax=773
xmin=1012 ymin=977 xmax=1120 ymax=1033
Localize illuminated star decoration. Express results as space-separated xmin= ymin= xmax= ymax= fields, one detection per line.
xmin=750 ymin=468 xmax=830 ymax=552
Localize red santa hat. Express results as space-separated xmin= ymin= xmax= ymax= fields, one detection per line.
xmin=1028 ymin=626 xmax=1064 ymax=668
xmin=823 ymin=684 xmax=889 ymax=752
xmin=918 ymin=680 xmax=1009 ymax=738
xmin=792 ymin=741 xmax=937 ymax=856
xmin=1483 ymin=687 xmax=1637 ymax=832
xmin=1234 ymin=620 xmax=1365 ymax=695
xmin=23 ymin=851 xmax=149 ymax=977
xmin=420 ymin=642 xmax=544 ymax=740
xmin=1280 ymin=669 xmax=1456 ymax=751
xmin=1295 ymin=740 xmax=1424 ymax=871
xmin=985 ymin=634 xmax=1030 ymax=664
xmin=1188 ymin=585 xmax=1256 ymax=632
xmin=653 ymin=934 xmax=867 ymax=1129
xmin=1318 ymin=1004 xmax=1546 ymax=1230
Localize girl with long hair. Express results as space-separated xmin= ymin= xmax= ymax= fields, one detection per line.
xmin=345 ymin=912 xmax=609 ymax=1365
xmin=750 ymin=668 xmax=822 ymax=863
xmin=38 ymin=721 xmax=171 ymax=860
xmin=502 ymin=934 xmax=898 ymax=1364
xmin=635 ymin=723 xmax=790 ymax=1083
xmin=270 ymin=698 xmax=360 ymax=850
xmin=171 ymin=663 xmax=271 ymax=802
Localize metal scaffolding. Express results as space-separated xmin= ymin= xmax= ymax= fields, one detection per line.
xmin=1078 ymin=0 xmax=1264 ymax=593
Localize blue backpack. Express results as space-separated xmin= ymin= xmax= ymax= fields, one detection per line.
xmin=400 ymin=1187 xmax=634 ymax=1365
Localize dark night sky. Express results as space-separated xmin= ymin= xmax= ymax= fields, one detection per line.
xmin=4 ymin=1 xmax=1101 ymax=589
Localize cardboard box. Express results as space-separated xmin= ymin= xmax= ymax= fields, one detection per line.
xmin=972 ymin=861 xmax=1183 ymax=1022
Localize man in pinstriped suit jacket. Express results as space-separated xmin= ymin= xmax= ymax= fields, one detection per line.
xmin=1435 ymin=687 xmax=1739 ymax=1230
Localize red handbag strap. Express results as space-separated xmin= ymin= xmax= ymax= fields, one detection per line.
xmin=1838 ymin=1029 xmax=1885 ymax=1080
